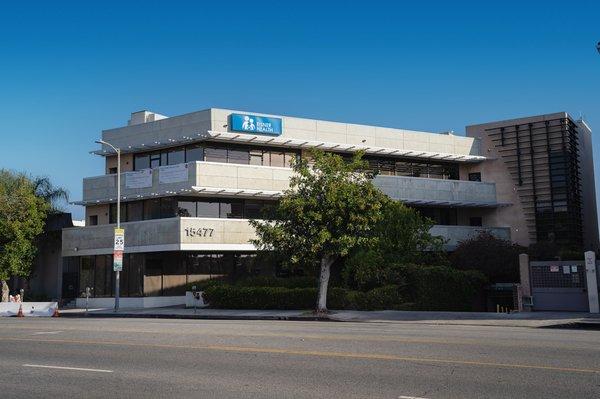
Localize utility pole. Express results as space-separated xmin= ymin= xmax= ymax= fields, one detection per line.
xmin=95 ymin=139 xmax=122 ymax=312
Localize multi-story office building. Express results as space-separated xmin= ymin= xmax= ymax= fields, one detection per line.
xmin=61 ymin=109 xmax=598 ymax=306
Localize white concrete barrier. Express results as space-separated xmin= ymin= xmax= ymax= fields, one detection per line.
xmin=0 ymin=302 xmax=58 ymax=317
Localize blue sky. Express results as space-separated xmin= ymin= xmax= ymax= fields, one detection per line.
xmin=0 ymin=1 xmax=599 ymax=220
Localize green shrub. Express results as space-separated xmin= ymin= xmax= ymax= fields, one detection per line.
xmin=397 ymin=264 xmax=487 ymax=311
xmin=203 ymin=285 xmax=317 ymax=310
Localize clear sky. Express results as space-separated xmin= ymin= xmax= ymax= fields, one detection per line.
xmin=0 ymin=1 xmax=599 ymax=220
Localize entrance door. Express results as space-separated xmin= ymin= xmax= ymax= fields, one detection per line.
xmin=530 ymin=262 xmax=588 ymax=312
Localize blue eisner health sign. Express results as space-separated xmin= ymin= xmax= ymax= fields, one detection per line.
xmin=230 ymin=113 xmax=282 ymax=136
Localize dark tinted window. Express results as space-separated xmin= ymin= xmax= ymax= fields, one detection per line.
xmin=177 ymin=201 xmax=196 ymax=217
xmin=160 ymin=197 xmax=177 ymax=218
xmin=186 ymin=145 xmax=204 ymax=162
xmin=144 ymin=198 xmax=162 ymax=220
xmin=128 ymin=201 xmax=144 ymax=221
xmin=468 ymin=172 xmax=481 ymax=182
xmin=134 ymin=154 xmax=150 ymax=170
xmin=168 ymin=149 xmax=185 ymax=165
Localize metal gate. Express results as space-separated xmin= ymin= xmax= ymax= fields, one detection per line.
xmin=530 ymin=261 xmax=589 ymax=312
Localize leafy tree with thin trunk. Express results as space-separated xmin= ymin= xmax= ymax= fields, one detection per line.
xmin=0 ymin=170 xmax=51 ymax=298
xmin=250 ymin=150 xmax=388 ymax=313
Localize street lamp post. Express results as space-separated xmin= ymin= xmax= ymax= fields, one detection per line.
xmin=95 ymin=139 xmax=121 ymax=312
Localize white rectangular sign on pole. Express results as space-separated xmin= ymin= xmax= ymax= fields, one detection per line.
xmin=113 ymin=228 xmax=125 ymax=272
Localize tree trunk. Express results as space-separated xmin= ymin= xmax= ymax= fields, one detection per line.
xmin=1 ymin=280 xmax=9 ymax=303
xmin=316 ymin=255 xmax=335 ymax=313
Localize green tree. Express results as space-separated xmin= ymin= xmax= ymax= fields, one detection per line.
xmin=250 ymin=150 xmax=388 ymax=313
xmin=450 ymin=232 xmax=524 ymax=283
xmin=343 ymin=201 xmax=446 ymax=290
xmin=0 ymin=170 xmax=50 ymax=293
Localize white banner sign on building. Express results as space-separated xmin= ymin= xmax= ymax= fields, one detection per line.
xmin=159 ymin=163 xmax=189 ymax=184
xmin=125 ymin=169 xmax=152 ymax=189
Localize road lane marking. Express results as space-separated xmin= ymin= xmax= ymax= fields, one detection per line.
xmin=5 ymin=337 xmax=600 ymax=375
xmin=398 ymin=396 xmax=429 ymax=399
xmin=23 ymin=364 xmax=113 ymax=373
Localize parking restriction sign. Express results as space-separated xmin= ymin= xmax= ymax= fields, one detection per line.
xmin=114 ymin=228 xmax=125 ymax=251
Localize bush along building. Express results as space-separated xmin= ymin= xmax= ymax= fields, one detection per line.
xmin=61 ymin=109 xmax=598 ymax=307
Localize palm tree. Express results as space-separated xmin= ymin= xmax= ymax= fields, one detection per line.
xmin=32 ymin=176 xmax=69 ymax=213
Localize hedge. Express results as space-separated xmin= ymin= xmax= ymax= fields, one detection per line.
xmin=201 ymin=265 xmax=487 ymax=311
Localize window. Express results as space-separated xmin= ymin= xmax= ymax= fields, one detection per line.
xmin=88 ymin=215 xmax=98 ymax=226
xmin=160 ymin=197 xmax=177 ymax=218
xmin=150 ymin=153 xmax=162 ymax=168
xmin=244 ymin=200 xmax=264 ymax=219
xmin=249 ymin=150 xmax=263 ymax=165
xmin=469 ymin=217 xmax=483 ymax=227
xmin=177 ymin=201 xmax=196 ymax=217
xmin=108 ymin=167 xmax=117 ymax=174
xmin=270 ymin=152 xmax=285 ymax=167
xmin=167 ymin=149 xmax=185 ymax=165
xmin=205 ymin=147 xmax=228 ymax=163
xmin=128 ymin=201 xmax=144 ymax=222
xmin=144 ymin=198 xmax=162 ymax=220
xmin=228 ymin=148 xmax=249 ymax=164
xmin=197 ymin=201 xmax=220 ymax=218
xmin=186 ymin=145 xmax=204 ymax=162
xmin=109 ymin=203 xmax=127 ymax=224
xmin=134 ymin=154 xmax=150 ymax=170
xmin=219 ymin=201 xmax=243 ymax=219
xmin=468 ymin=172 xmax=481 ymax=182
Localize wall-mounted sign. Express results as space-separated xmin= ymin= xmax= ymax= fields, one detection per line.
xmin=159 ymin=163 xmax=189 ymax=184
xmin=230 ymin=113 xmax=282 ymax=136
xmin=125 ymin=169 xmax=152 ymax=189
xmin=550 ymin=265 xmax=559 ymax=272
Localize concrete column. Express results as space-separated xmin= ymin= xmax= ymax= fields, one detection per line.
xmin=518 ymin=253 xmax=531 ymax=311
xmin=584 ymin=251 xmax=599 ymax=314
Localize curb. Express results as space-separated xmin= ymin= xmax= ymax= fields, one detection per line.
xmin=60 ymin=312 xmax=340 ymax=322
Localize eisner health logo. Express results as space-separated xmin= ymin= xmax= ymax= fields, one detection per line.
xmin=230 ymin=113 xmax=282 ymax=136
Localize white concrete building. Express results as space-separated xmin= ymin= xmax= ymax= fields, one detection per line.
xmin=61 ymin=108 xmax=597 ymax=306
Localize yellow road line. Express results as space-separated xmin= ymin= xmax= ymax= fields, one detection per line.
xmin=2 ymin=337 xmax=599 ymax=375
xmin=2 ymin=325 xmax=597 ymax=351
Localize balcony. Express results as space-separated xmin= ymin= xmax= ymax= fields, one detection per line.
xmin=62 ymin=217 xmax=257 ymax=257
xmin=81 ymin=161 xmax=505 ymax=209
xmin=373 ymin=175 xmax=503 ymax=207
xmin=81 ymin=161 xmax=293 ymax=204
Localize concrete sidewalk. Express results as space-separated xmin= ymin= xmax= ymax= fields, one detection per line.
xmin=60 ymin=306 xmax=600 ymax=328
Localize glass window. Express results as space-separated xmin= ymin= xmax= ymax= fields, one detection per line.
xmin=270 ymin=152 xmax=285 ymax=167
xmin=128 ymin=201 xmax=144 ymax=222
xmin=150 ymin=153 xmax=161 ymax=168
xmin=109 ymin=203 xmax=127 ymax=224
xmin=220 ymin=201 xmax=243 ymax=219
xmin=197 ymin=201 xmax=220 ymax=218
xmin=168 ymin=149 xmax=185 ymax=165
xmin=144 ymin=198 xmax=162 ymax=220
xmin=127 ymin=253 xmax=143 ymax=297
xmin=186 ymin=145 xmax=204 ymax=162
xmin=205 ymin=147 xmax=227 ymax=163
xmin=244 ymin=200 xmax=263 ymax=219
xmin=88 ymin=215 xmax=98 ymax=226
xmin=161 ymin=152 xmax=168 ymax=166
xmin=160 ymin=197 xmax=177 ymax=218
xmin=284 ymin=152 xmax=297 ymax=168
xmin=177 ymin=201 xmax=196 ymax=217
xmin=228 ymin=148 xmax=249 ymax=164
xmin=80 ymin=256 xmax=95 ymax=297
xmin=469 ymin=217 xmax=483 ymax=227
xmin=468 ymin=172 xmax=482 ymax=182
xmin=134 ymin=154 xmax=150 ymax=171
xmin=249 ymin=150 xmax=263 ymax=165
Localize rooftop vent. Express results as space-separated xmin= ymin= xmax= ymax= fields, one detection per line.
xmin=128 ymin=110 xmax=168 ymax=126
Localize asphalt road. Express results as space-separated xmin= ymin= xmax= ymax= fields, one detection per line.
xmin=0 ymin=317 xmax=599 ymax=398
